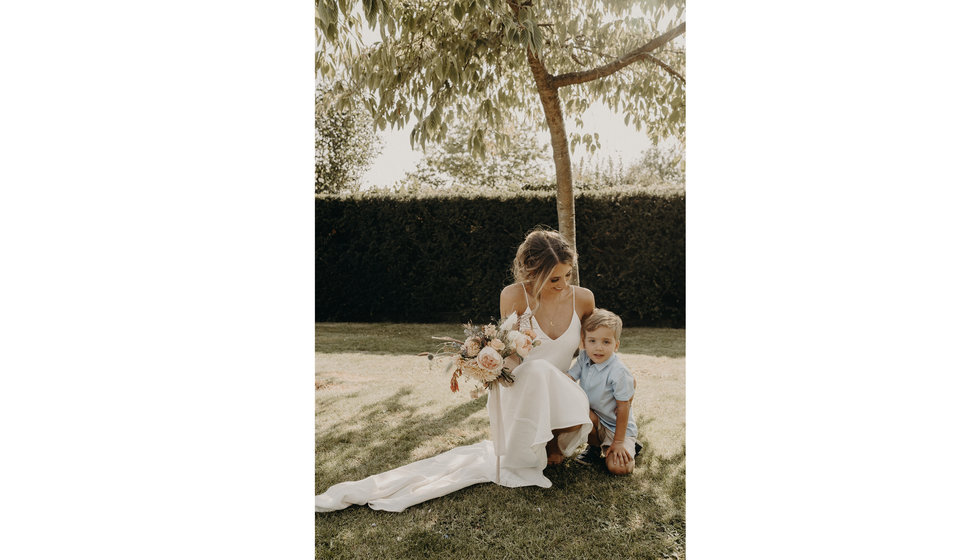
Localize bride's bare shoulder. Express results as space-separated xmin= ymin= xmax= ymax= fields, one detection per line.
xmin=575 ymin=286 xmax=596 ymax=316
xmin=500 ymin=283 xmax=526 ymax=312
xmin=500 ymin=282 xmax=524 ymax=302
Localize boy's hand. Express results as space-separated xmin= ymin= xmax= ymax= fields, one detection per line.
xmin=606 ymin=441 xmax=631 ymax=467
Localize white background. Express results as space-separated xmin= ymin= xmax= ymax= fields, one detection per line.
xmin=2 ymin=2 xmax=979 ymax=558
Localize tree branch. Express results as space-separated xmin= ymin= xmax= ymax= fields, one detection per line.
xmin=645 ymin=54 xmax=685 ymax=85
xmin=569 ymin=42 xmax=615 ymax=61
xmin=551 ymin=22 xmax=685 ymax=88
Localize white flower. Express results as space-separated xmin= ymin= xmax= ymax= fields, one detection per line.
xmin=499 ymin=311 xmax=518 ymax=332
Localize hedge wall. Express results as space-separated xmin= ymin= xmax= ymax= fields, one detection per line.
xmin=315 ymin=189 xmax=684 ymax=327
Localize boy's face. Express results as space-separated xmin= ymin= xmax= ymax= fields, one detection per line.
xmin=583 ymin=326 xmax=619 ymax=365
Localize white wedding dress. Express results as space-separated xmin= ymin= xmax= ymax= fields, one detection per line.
xmin=315 ymin=287 xmax=592 ymax=513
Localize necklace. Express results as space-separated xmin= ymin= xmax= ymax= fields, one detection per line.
xmin=542 ymin=291 xmax=569 ymax=327
xmin=533 ymin=286 xmax=572 ymax=333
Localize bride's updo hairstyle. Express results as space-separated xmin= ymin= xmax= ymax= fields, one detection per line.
xmin=512 ymin=228 xmax=577 ymax=310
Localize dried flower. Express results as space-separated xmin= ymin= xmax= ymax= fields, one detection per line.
xmin=499 ymin=311 xmax=518 ymax=331
xmin=463 ymin=337 xmax=482 ymax=357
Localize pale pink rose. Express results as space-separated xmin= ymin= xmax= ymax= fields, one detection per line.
xmin=476 ymin=346 xmax=504 ymax=376
xmin=483 ymin=324 xmax=497 ymax=338
xmin=489 ymin=338 xmax=505 ymax=351
xmin=463 ymin=337 xmax=482 ymax=357
xmin=462 ymin=358 xmax=499 ymax=383
xmin=511 ymin=332 xmax=534 ymax=358
xmin=521 ymin=328 xmax=538 ymax=340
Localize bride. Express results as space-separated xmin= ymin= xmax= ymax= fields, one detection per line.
xmin=315 ymin=229 xmax=596 ymax=512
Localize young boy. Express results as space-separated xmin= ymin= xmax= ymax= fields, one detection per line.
xmin=567 ymin=309 xmax=640 ymax=475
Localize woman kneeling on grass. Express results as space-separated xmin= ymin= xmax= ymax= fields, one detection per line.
xmin=315 ymin=228 xmax=597 ymax=512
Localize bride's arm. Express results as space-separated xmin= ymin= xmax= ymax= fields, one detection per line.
xmin=499 ymin=284 xmax=524 ymax=319
xmin=500 ymin=284 xmax=529 ymax=372
xmin=576 ymin=286 xmax=597 ymax=321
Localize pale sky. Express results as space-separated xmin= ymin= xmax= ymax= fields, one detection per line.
xmin=353 ymin=15 xmax=657 ymax=189
xmin=363 ymin=102 xmax=652 ymax=188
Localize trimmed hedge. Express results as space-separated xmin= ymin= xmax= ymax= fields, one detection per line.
xmin=315 ymin=189 xmax=684 ymax=327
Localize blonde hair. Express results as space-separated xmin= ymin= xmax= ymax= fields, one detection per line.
xmin=582 ymin=308 xmax=623 ymax=342
xmin=511 ymin=228 xmax=577 ymax=312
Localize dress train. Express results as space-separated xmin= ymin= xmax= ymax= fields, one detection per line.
xmin=315 ymin=359 xmax=591 ymax=512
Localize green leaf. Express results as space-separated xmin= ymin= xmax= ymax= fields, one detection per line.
xmin=529 ymin=24 xmax=542 ymax=56
xmin=364 ymin=0 xmax=377 ymax=27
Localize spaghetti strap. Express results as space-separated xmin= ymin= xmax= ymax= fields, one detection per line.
xmin=571 ymin=285 xmax=576 ymax=314
xmin=518 ymin=284 xmax=533 ymax=331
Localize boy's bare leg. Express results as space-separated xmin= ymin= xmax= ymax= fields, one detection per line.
xmin=546 ymin=424 xmax=584 ymax=465
xmin=587 ymin=410 xmax=602 ymax=447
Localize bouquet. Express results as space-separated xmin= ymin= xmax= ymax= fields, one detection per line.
xmin=426 ymin=311 xmax=541 ymax=397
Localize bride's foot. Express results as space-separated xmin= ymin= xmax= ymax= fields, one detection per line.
xmin=545 ymin=439 xmax=563 ymax=466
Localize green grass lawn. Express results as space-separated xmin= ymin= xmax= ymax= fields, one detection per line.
xmin=315 ymin=322 xmax=685 ymax=358
xmin=315 ymin=324 xmax=685 ymax=559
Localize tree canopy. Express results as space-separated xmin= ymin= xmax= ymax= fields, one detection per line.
xmin=315 ymin=82 xmax=382 ymax=194
xmin=395 ymin=118 xmax=549 ymax=191
xmin=317 ymin=0 xmax=684 ymax=150
xmin=316 ymin=0 xmax=685 ymax=280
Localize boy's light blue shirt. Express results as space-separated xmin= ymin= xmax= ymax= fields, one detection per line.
xmin=567 ymin=351 xmax=638 ymax=439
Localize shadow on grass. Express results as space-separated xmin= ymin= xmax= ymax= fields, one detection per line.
xmin=315 ymin=387 xmax=489 ymax=492
xmin=316 ymin=417 xmax=686 ymax=560
xmin=314 ymin=381 xmax=685 ymax=559
xmin=647 ymin=447 xmax=686 ymax=520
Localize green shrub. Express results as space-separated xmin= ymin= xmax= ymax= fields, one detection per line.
xmin=315 ymin=187 xmax=684 ymax=327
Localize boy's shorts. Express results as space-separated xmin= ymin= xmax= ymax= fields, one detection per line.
xmin=596 ymin=422 xmax=637 ymax=460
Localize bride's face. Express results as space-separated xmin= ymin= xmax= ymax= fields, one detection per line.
xmin=544 ymin=263 xmax=573 ymax=293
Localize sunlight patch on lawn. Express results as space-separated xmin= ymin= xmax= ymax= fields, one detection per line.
xmin=315 ymin=351 xmax=685 ymax=458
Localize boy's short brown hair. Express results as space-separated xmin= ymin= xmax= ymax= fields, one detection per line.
xmin=582 ymin=308 xmax=623 ymax=342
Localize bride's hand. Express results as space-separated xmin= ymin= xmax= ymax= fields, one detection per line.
xmin=503 ymin=354 xmax=522 ymax=372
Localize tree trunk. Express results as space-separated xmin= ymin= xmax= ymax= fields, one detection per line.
xmin=525 ymin=48 xmax=579 ymax=285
